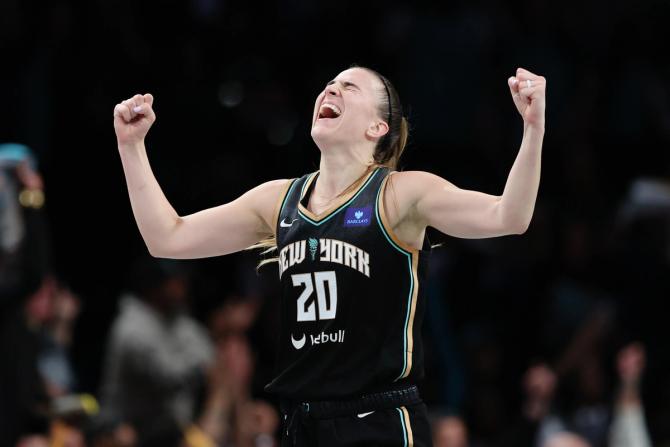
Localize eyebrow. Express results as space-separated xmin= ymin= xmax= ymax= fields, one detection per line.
xmin=327 ymin=79 xmax=360 ymax=90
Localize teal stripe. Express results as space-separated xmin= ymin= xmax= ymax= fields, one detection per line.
xmin=298 ymin=168 xmax=380 ymax=226
xmin=375 ymin=179 xmax=415 ymax=381
xmin=396 ymin=408 xmax=408 ymax=447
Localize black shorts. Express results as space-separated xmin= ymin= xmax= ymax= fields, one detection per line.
xmin=279 ymin=385 xmax=433 ymax=447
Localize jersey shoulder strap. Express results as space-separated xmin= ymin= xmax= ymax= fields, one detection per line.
xmin=273 ymin=173 xmax=313 ymax=237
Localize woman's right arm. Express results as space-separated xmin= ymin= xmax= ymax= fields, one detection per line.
xmin=114 ymin=94 xmax=286 ymax=259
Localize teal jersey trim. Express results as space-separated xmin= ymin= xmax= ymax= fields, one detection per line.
xmin=298 ymin=168 xmax=381 ymax=226
xmin=375 ymin=180 xmax=415 ymax=381
xmin=396 ymin=408 xmax=409 ymax=447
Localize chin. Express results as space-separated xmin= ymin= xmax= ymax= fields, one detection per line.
xmin=311 ymin=120 xmax=360 ymax=150
xmin=310 ymin=125 xmax=332 ymax=146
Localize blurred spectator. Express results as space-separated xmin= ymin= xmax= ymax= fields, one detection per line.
xmin=0 ymin=270 xmax=89 ymax=446
xmin=524 ymin=364 xmax=558 ymax=424
xmin=541 ymin=276 xmax=616 ymax=447
xmin=49 ymin=420 xmax=86 ymax=447
xmin=0 ymin=276 xmax=54 ymax=446
xmin=500 ymin=342 xmax=652 ymax=447
xmin=542 ymin=432 xmax=591 ymax=447
xmin=14 ymin=435 xmax=50 ymax=447
xmin=39 ymin=283 xmax=81 ymax=397
xmin=85 ymin=414 xmax=137 ymax=447
xmin=208 ymin=295 xmax=260 ymax=340
xmin=496 ymin=363 xmax=558 ymax=447
xmin=0 ymin=143 xmax=49 ymax=311
xmin=99 ymin=255 xmax=214 ymax=447
xmin=609 ymin=177 xmax=670 ymax=442
xmin=433 ymin=414 xmax=468 ymax=447
xmin=185 ymin=302 xmax=278 ymax=447
xmin=608 ymin=343 xmax=651 ymax=447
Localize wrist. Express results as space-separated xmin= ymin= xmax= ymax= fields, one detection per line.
xmin=523 ymin=121 xmax=545 ymax=133
xmin=118 ymin=141 xmax=145 ymax=153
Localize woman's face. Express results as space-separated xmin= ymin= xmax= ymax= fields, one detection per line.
xmin=310 ymin=67 xmax=388 ymax=151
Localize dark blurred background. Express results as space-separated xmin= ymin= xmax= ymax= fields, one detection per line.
xmin=1 ymin=0 xmax=669 ymax=446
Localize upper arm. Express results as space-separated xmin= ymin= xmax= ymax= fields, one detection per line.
xmin=395 ymin=171 xmax=510 ymax=239
xmin=155 ymin=179 xmax=291 ymax=259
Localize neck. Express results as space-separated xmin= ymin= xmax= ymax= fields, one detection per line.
xmin=316 ymin=143 xmax=376 ymax=198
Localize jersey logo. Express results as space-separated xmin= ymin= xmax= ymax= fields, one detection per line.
xmin=291 ymin=333 xmax=306 ymax=349
xmin=308 ymin=237 xmax=318 ymax=260
xmin=290 ymin=330 xmax=345 ymax=350
xmin=343 ymin=206 xmax=372 ymax=227
xmin=280 ymin=217 xmax=298 ymax=228
xmin=357 ymin=411 xmax=375 ymax=418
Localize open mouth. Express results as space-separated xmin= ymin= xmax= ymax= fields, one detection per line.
xmin=318 ymin=103 xmax=342 ymax=120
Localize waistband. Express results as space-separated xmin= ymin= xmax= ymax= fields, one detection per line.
xmin=280 ymin=384 xmax=422 ymax=419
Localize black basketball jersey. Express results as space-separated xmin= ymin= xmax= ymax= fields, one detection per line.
xmin=264 ymin=166 xmax=431 ymax=400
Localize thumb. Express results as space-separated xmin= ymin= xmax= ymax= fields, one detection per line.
xmin=507 ymin=76 xmax=527 ymax=113
xmin=508 ymin=76 xmax=523 ymax=105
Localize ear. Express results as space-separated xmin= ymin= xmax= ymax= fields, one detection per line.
xmin=365 ymin=120 xmax=389 ymax=140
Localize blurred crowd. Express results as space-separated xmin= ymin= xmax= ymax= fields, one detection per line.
xmin=2 ymin=0 xmax=670 ymax=446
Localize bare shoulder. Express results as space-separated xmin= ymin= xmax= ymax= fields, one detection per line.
xmin=246 ymin=178 xmax=293 ymax=236
xmin=246 ymin=177 xmax=292 ymax=208
xmin=382 ymin=171 xmax=443 ymax=250
xmin=387 ymin=170 xmax=455 ymax=205
xmin=385 ymin=170 xmax=459 ymax=228
xmin=390 ymin=170 xmax=455 ymax=187
xmin=252 ymin=178 xmax=293 ymax=196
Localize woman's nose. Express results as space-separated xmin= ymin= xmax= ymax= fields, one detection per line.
xmin=325 ymin=84 xmax=340 ymax=96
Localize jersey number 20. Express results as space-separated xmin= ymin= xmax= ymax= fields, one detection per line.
xmin=291 ymin=271 xmax=338 ymax=321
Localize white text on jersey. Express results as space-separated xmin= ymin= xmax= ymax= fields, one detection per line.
xmin=279 ymin=238 xmax=370 ymax=278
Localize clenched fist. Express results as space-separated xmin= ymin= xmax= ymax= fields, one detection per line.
xmin=508 ymin=68 xmax=546 ymax=129
xmin=113 ymin=93 xmax=156 ymax=148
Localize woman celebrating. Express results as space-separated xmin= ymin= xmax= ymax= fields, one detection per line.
xmin=114 ymin=66 xmax=545 ymax=446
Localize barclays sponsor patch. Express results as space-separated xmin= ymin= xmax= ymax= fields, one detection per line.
xmin=344 ymin=206 xmax=372 ymax=227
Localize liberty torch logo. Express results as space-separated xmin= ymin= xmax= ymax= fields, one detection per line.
xmin=308 ymin=238 xmax=318 ymax=260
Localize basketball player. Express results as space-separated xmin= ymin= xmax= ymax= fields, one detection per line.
xmin=113 ymin=66 xmax=545 ymax=446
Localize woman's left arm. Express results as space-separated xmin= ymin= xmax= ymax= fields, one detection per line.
xmin=400 ymin=68 xmax=546 ymax=239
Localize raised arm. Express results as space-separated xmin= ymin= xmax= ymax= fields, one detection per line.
xmin=391 ymin=68 xmax=545 ymax=239
xmin=114 ymin=94 xmax=287 ymax=259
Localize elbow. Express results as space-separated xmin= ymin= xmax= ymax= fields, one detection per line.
xmin=146 ymin=244 xmax=167 ymax=258
xmin=507 ymin=218 xmax=531 ymax=235
xmin=512 ymin=221 xmax=530 ymax=235
xmin=500 ymin=214 xmax=531 ymax=235
xmin=146 ymin=240 xmax=183 ymax=259
xmin=497 ymin=203 xmax=532 ymax=235
xmin=145 ymin=239 xmax=170 ymax=258
xmin=144 ymin=217 xmax=184 ymax=258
